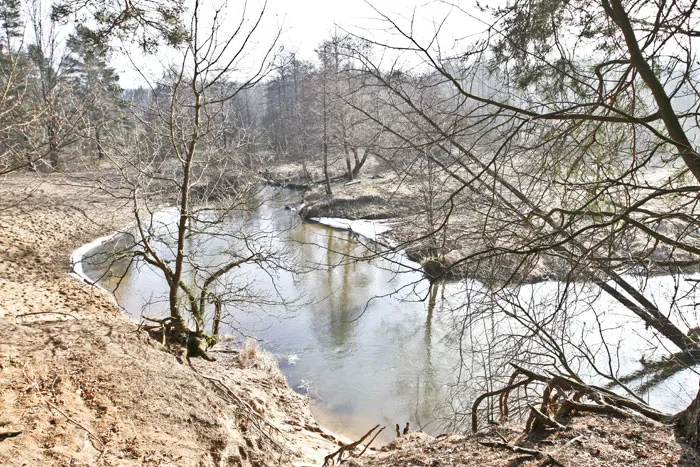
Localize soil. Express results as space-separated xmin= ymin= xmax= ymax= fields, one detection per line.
xmin=2 ymin=171 xmax=700 ymax=467
xmin=0 ymin=173 xmax=343 ymax=467
xmin=346 ymin=415 xmax=700 ymax=466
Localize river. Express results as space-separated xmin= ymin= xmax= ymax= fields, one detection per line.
xmin=79 ymin=188 xmax=700 ymax=440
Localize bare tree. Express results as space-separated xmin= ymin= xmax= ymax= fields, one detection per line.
xmin=93 ymin=0 xmax=286 ymax=357
xmin=345 ymin=0 xmax=700 ymax=439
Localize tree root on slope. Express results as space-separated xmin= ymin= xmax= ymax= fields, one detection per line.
xmin=323 ymin=424 xmax=385 ymax=466
xmin=472 ymin=364 xmax=673 ymax=434
xmin=139 ymin=315 xmax=216 ymax=362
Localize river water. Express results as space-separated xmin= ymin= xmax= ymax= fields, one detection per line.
xmin=80 ymin=188 xmax=700 ymax=440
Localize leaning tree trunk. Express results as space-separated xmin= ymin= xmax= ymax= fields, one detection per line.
xmin=678 ymin=382 xmax=700 ymax=448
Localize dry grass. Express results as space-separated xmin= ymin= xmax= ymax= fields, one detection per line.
xmin=237 ymin=339 xmax=280 ymax=375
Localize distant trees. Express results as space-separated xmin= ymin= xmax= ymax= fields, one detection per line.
xmin=260 ymin=35 xmax=385 ymax=186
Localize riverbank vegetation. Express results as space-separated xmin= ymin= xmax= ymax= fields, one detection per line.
xmin=3 ymin=0 xmax=700 ymax=464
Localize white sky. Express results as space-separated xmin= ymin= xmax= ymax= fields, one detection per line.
xmin=112 ymin=0 xmax=487 ymax=88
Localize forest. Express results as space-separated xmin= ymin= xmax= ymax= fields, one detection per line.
xmin=3 ymin=0 xmax=700 ymax=465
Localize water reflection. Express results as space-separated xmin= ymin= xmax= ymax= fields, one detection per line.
xmin=81 ymin=188 xmax=700 ymax=442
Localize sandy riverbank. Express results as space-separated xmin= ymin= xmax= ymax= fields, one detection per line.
xmin=2 ymin=172 xmax=700 ymax=467
xmin=0 ymin=173 xmax=345 ymax=466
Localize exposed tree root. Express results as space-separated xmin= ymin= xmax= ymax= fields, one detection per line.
xmin=139 ymin=315 xmax=216 ymax=362
xmin=323 ymin=424 xmax=385 ymax=466
xmin=478 ymin=432 xmax=567 ymax=467
xmin=472 ymin=364 xmax=673 ymax=433
xmin=197 ymin=373 xmax=289 ymax=454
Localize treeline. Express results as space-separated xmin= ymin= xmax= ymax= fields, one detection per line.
xmin=1 ymin=5 xmax=493 ymax=193
xmin=0 ymin=0 xmax=123 ymax=174
xmin=122 ymin=35 xmax=402 ymax=190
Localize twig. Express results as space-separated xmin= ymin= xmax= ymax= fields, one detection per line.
xmin=323 ymin=424 xmax=383 ymax=466
xmin=479 ymin=439 xmax=567 ymax=467
xmin=46 ymin=401 xmax=104 ymax=450
xmin=15 ymin=311 xmax=78 ymax=323
xmin=562 ymin=435 xmax=584 ymax=448
xmin=478 ymin=440 xmax=542 ymax=457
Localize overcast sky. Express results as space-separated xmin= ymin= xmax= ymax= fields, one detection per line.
xmin=112 ymin=0 xmax=486 ymax=87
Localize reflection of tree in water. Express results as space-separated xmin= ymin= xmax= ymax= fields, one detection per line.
xmin=377 ymin=280 xmax=453 ymax=433
xmin=415 ymin=281 xmax=444 ymax=430
xmin=325 ymin=229 xmax=361 ymax=349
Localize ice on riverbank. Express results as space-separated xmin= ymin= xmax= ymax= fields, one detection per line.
xmin=69 ymin=231 xmax=123 ymax=289
xmin=309 ymin=216 xmax=393 ymax=241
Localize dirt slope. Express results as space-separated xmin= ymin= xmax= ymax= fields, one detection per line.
xmin=347 ymin=415 xmax=700 ymax=467
xmin=0 ymin=174 xmax=341 ymax=467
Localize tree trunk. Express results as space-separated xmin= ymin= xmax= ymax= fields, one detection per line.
xmin=678 ymin=381 xmax=700 ymax=448
xmin=343 ymin=142 xmax=353 ymax=181
xmin=322 ymin=73 xmax=332 ymax=195
xmin=603 ymin=0 xmax=700 ymax=184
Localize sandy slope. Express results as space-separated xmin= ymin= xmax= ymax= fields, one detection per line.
xmin=3 ymin=173 xmax=700 ymax=467
xmin=0 ymin=174 xmax=342 ymax=466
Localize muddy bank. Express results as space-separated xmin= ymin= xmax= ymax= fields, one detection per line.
xmin=297 ymin=176 xmax=551 ymax=284
xmin=0 ymin=173 xmax=344 ymax=467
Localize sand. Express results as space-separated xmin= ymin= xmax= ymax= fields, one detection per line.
xmin=0 ymin=173 xmax=343 ymax=466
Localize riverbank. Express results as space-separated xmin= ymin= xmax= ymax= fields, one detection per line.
xmin=346 ymin=415 xmax=700 ymax=466
xmin=0 ymin=173 xmax=344 ymax=466
xmin=292 ymin=164 xmax=699 ymax=284
xmin=2 ymin=172 xmax=700 ymax=467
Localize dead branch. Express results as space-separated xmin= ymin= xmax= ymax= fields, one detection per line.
xmin=478 ymin=439 xmax=542 ymax=457
xmin=323 ymin=424 xmax=384 ymax=466
xmin=46 ymin=401 xmax=105 ymax=450
xmin=197 ymin=373 xmax=289 ymax=453
xmin=14 ymin=311 xmax=78 ymax=323
xmin=478 ymin=439 xmax=567 ymax=467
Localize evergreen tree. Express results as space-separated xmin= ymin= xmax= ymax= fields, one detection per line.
xmin=64 ymin=25 xmax=123 ymax=160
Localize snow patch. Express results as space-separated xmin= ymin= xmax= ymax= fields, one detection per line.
xmin=309 ymin=217 xmax=392 ymax=241
xmin=69 ymin=231 xmax=123 ymax=291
